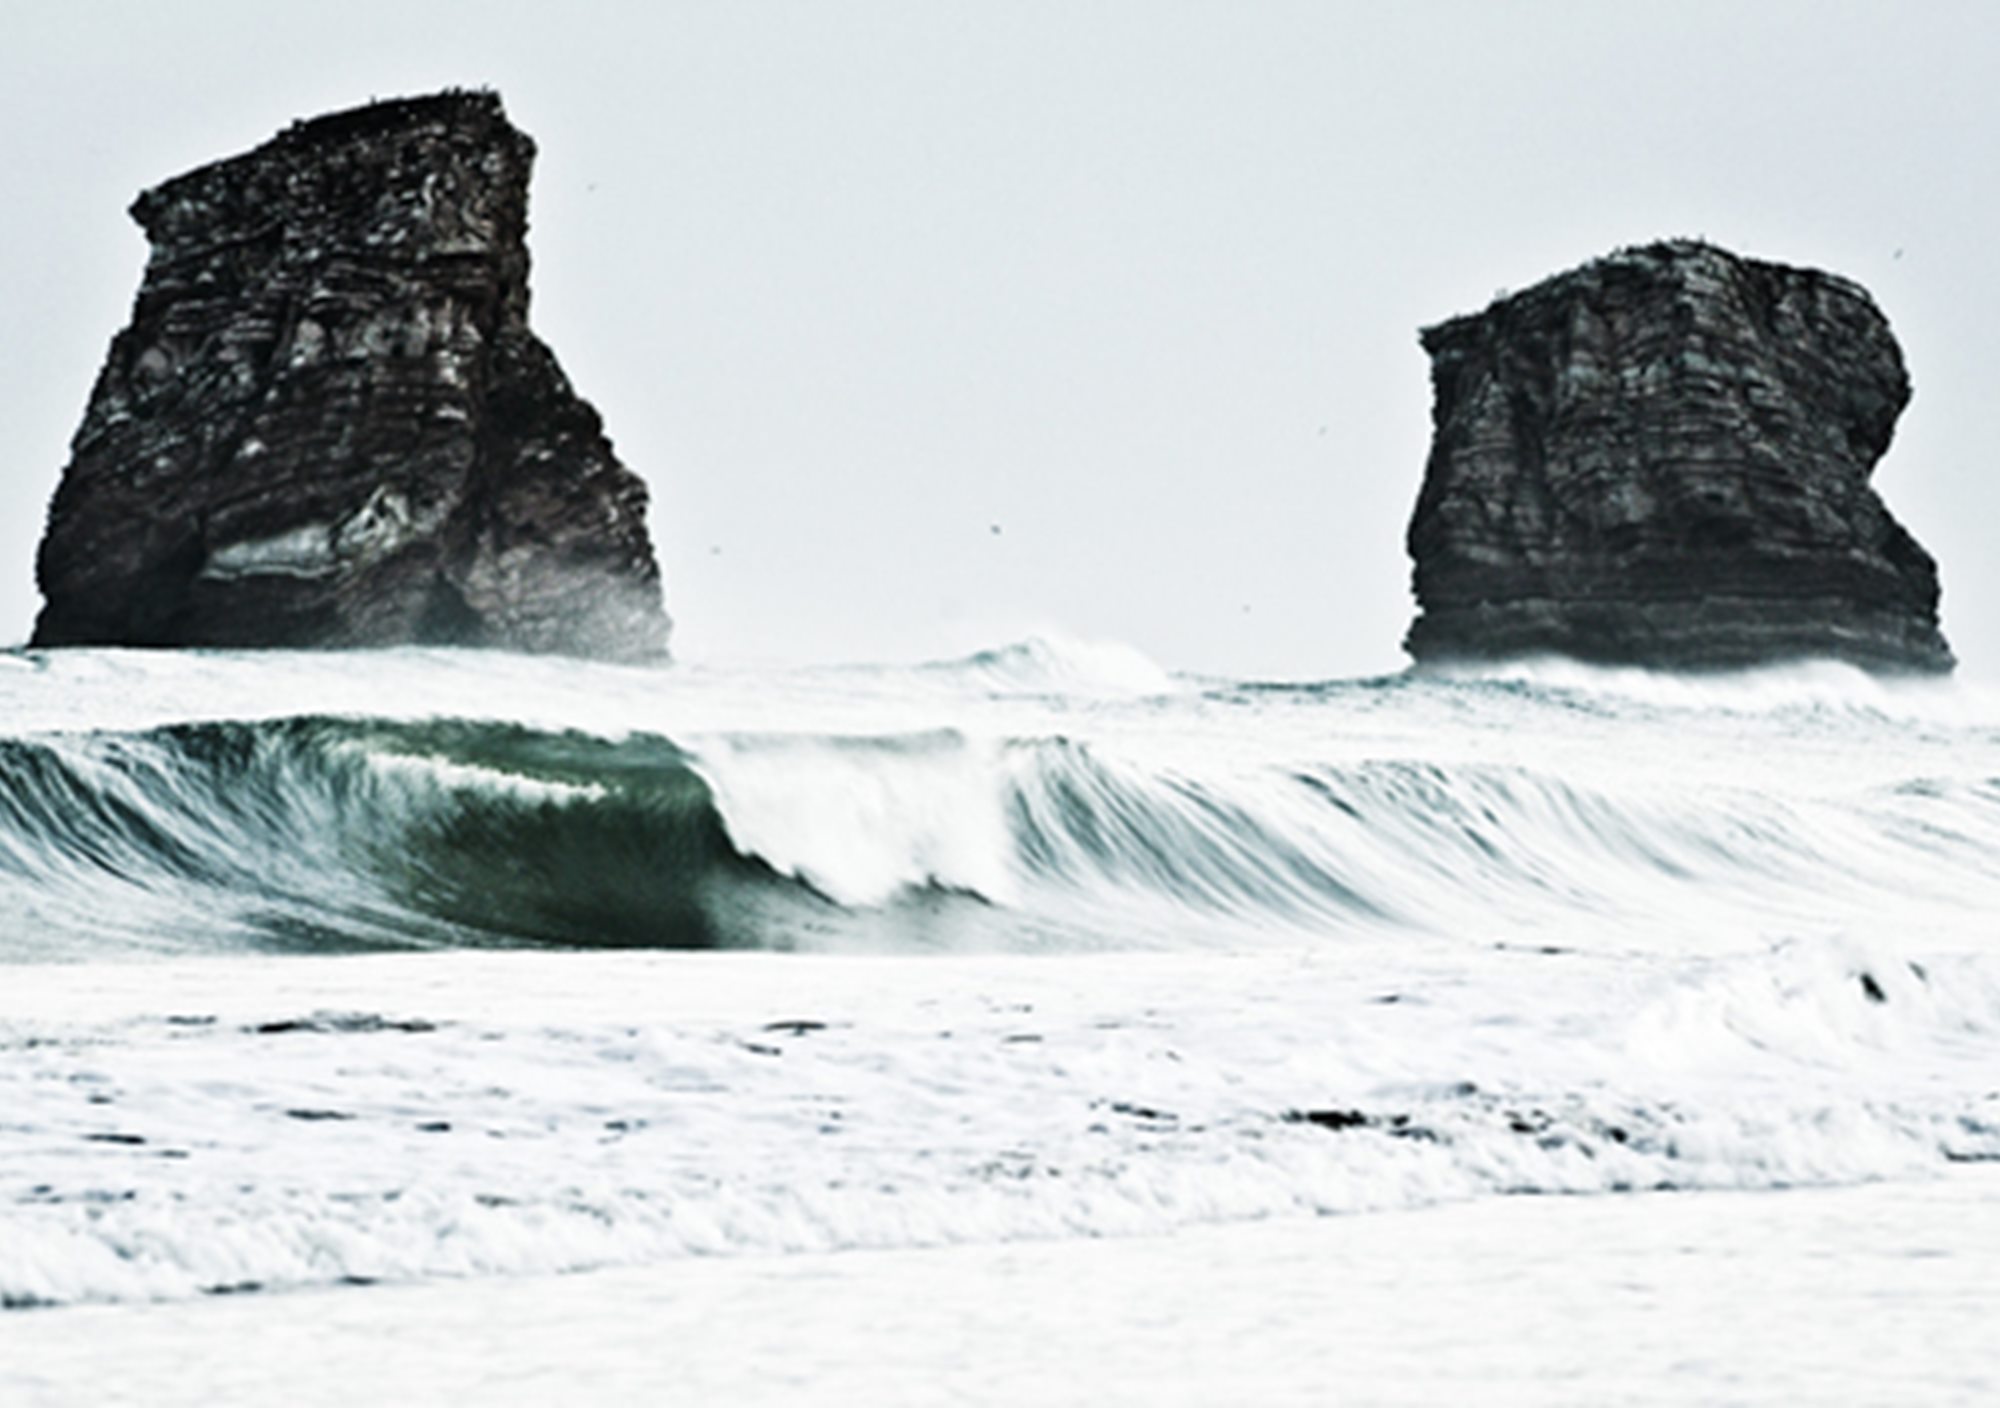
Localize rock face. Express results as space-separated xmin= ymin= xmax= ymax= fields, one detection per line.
xmin=33 ymin=91 xmax=670 ymax=658
xmin=1404 ymin=240 xmax=1950 ymax=673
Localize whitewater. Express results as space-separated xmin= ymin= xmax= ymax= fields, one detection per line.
xmin=3 ymin=637 xmax=2000 ymax=1402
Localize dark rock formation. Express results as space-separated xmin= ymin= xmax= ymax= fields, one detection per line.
xmin=1404 ymin=239 xmax=1950 ymax=673
xmin=33 ymin=91 xmax=670 ymax=658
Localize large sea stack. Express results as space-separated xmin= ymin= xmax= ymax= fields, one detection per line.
xmin=32 ymin=91 xmax=670 ymax=658
xmin=1404 ymin=240 xmax=1950 ymax=673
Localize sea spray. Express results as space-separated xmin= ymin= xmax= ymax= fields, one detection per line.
xmin=3 ymin=638 xmax=1999 ymax=1307
xmin=3 ymin=641 xmax=2000 ymax=958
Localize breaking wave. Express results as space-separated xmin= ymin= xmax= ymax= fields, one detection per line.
xmin=4 ymin=687 xmax=2000 ymax=959
xmin=911 ymin=634 xmax=1180 ymax=697
xmin=5 ymin=644 xmax=2000 ymax=1311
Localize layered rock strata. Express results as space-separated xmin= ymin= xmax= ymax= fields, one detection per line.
xmin=1404 ymin=240 xmax=1950 ymax=672
xmin=33 ymin=90 xmax=670 ymax=658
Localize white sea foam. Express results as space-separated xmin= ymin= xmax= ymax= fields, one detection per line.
xmin=2 ymin=640 xmax=1999 ymax=1310
xmin=0 ymin=936 xmax=1994 ymax=1307
xmin=348 ymin=744 xmax=610 ymax=806
xmin=692 ymin=729 xmax=1019 ymax=906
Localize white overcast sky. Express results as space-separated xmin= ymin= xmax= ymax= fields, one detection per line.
xmin=3 ymin=1 xmax=1996 ymax=679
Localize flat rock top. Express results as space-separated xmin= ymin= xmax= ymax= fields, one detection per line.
xmin=32 ymin=89 xmax=670 ymax=659
xmin=1404 ymin=239 xmax=1950 ymax=673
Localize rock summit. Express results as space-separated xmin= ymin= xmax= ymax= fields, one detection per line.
xmin=1404 ymin=240 xmax=1950 ymax=673
xmin=33 ymin=90 xmax=670 ymax=659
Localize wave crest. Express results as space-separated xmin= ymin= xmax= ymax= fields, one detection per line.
xmin=916 ymin=634 xmax=1179 ymax=697
xmin=5 ymin=698 xmax=2000 ymax=958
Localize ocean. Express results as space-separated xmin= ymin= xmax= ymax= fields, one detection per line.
xmin=2 ymin=636 xmax=1998 ymax=1401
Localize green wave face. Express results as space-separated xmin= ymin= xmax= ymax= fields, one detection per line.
xmin=326 ymin=720 xmax=761 ymax=949
xmin=8 ymin=680 xmax=2000 ymax=960
xmin=0 ymin=718 xmax=796 ymax=958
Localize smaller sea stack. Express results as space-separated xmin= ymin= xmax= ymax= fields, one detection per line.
xmin=1404 ymin=240 xmax=1951 ymax=673
xmin=33 ymin=90 xmax=670 ymax=659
